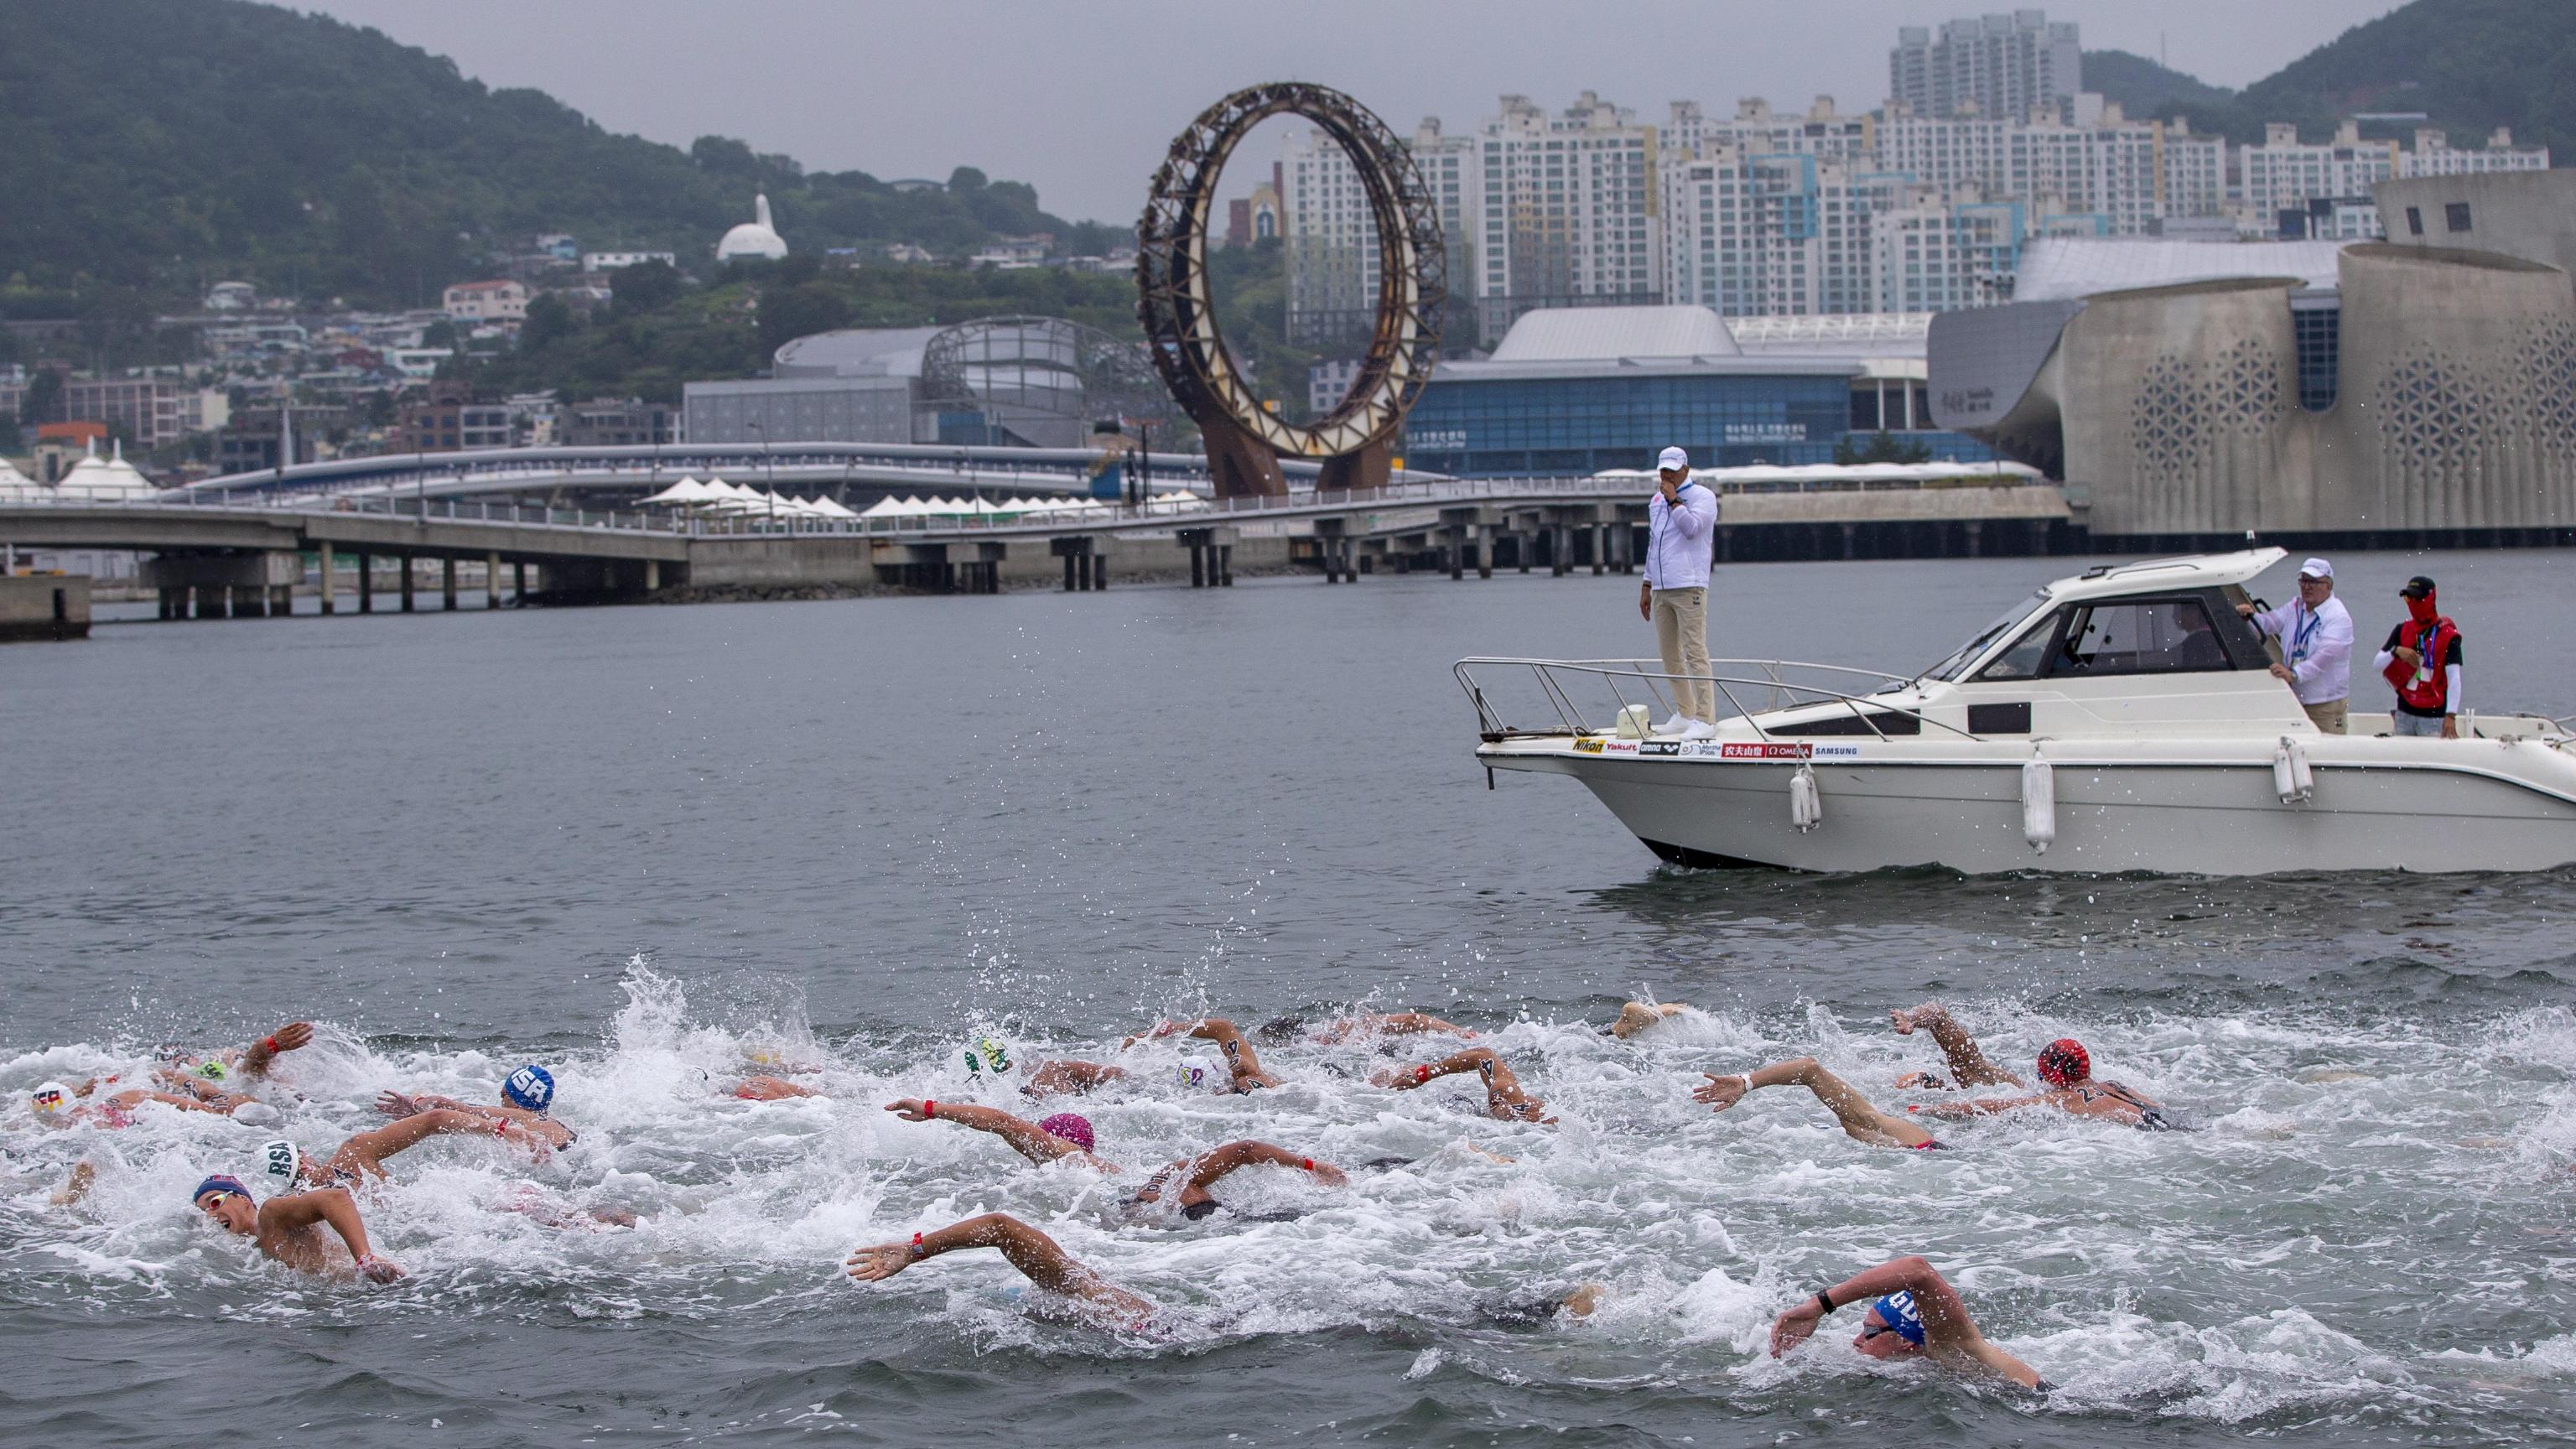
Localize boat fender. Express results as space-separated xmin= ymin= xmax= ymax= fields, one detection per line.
xmin=2273 ymin=736 xmax=2314 ymax=804
xmin=1789 ymin=763 xmax=1822 ymax=833
xmin=2021 ymin=752 xmax=2055 ymax=854
xmin=1614 ymin=704 xmax=1651 ymax=740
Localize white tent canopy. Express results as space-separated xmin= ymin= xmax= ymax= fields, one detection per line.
xmin=636 ymin=475 xmax=716 ymax=506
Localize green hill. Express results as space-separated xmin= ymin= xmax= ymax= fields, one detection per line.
xmin=0 ymin=0 xmax=1118 ymax=310
xmin=2085 ymin=0 xmax=2575 ymax=151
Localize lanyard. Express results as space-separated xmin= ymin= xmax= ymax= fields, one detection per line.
xmin=2290 ymin=605 xmax=2322 ymax=664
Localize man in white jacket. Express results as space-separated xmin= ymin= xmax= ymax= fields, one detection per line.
xmin=1639 ymin=445 xmax=1719 ymax=739
xmin=2237 ymin=556 xmax=2353 ymax=734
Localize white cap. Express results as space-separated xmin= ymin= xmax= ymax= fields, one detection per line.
xmin=1657 ymin=446 xmax=1689 ymax=471
xmin=2298 ymin=557 xmax=2334 ymax=580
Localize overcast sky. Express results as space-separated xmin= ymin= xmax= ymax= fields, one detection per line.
xmin=297 ymin=0 xmax=2406 ymax=224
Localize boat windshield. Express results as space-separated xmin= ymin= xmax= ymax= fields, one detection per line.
xmin=1923 ymin=588 xmax=2051 ymax=682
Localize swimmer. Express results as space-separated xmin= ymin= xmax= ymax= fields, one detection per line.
xmin=263 ymin=1109 xmax=553 ymax=1190
xmin=1608 ymin=1001 xmax=1691 ymax=1040
xmin=1887 ymin=1000 xmax=2023 ymax=1091
xmin=1018 ymin=1058 xmax=1130 ymax=1098
xmin=1374 ymin=1047 xmax=1555 ymax=1124
xmin=190 ymin=1174 xmax=406 ymax=1283
xmin=1125 ymin=1141 xmax=1348 ymax=1222
xmin=886 ymin=1098 xmax=1113 ymax=1169
xmin=1692 ymin=1058 xmax=1943 ymax=1150
xmin=156 ymin=1021 xmax=314 ymax=1084
xmin=1913 ymin=1036 xmax=2173 ymax=1130
xmin=729 ymin=1075 xmax=820 ymax=1101
xmin=1124 ymin=1018 xmax=1280 ymax=1092
xmin=844 ymin=1212 xmax=1151 ymax=1328
xmin=375 ymin=1062 xmax=575 ymax=1149
xmin=31 ymin=1078 xmax=223 ymax=1130
xmin=1255 ymin=1011 xmax=1478 ymax=1046
xmin=1768 ymin=1254 xmax=2046 ymax=1390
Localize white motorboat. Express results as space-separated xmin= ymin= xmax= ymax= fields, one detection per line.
xmin=1459 ymin=548 xmax=2576 ymax=875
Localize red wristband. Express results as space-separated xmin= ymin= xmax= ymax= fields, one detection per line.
xmin=909 ymin=1231 xmax=925 ymax=1259
xmin=923 ymin=1100 xmax=936 ymax=1119
xmin=1415 ymin=1065 xmax=1431 ymax=1084
xmin=496 ymin=1117 xmax=509 ymax=1136
xmin=263 ymin=1036 xmax=281 ymax=1054
xmin=1301 ymin=1157 xmax=1314 ymax=1171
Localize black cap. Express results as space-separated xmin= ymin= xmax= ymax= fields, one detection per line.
xmin=2399 ymin=575 xmax=2436 ymax=599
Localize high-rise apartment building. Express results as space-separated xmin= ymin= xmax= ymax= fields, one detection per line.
xmin=1283 ymin=118 xmax=1474 ymax=345
xmin=1873 ymin=199 xmax=2026 ymax=313
xmin=1890 ymin=10 xmax=2082 ymax=122
xmin=1876 ymin=103 xmax=2211 ymax=237
xmin=1661 ymin=151 xmax=1914 ymax=317
xmin=1468 ymin=92 xmax=1661 ymax=339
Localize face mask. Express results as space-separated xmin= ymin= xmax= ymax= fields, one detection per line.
xmin=2407 ymin=595 xmax=2438 ymax=625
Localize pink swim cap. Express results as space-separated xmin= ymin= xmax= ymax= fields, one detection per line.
xmin=1038 ymin=1113 xmax=1093 ymax=1150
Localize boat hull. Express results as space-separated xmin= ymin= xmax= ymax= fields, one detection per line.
xmin=1480 ymin=737 xmax=2576 ymax=875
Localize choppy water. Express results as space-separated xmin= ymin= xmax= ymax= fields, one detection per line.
xmin=5 ymin=551 xmax=2574 ymax=1447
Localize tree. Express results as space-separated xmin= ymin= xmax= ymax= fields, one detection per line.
xmin=18 ymin=368 xmax=64 ymax=426
xmin=518 ymin=292 xmax=579 ymax=352
xmin=610 ymin=260 xmax=683 ymax=314
xmin=756 ymin=280 xmax=854 ymax=356
xmin=947 ymin=166 xmax=988 ymax=193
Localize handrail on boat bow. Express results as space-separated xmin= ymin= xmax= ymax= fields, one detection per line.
xmin=1453 ymin=657 xmax=1984 ymax=745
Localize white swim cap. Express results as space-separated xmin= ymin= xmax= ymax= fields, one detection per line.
xmin=1176 ymin=1057 xmax=1220 ymax=1091
xmin=29 ymin=1081 xmax=69 ymax=1116
xmin=231 ymin=1101 xmax=282 ymax=1128
xmin=963 ymin=1037 xmax=1012 ymax=1075
xmin=259 ymin=1138 xmax=304 ymax=1187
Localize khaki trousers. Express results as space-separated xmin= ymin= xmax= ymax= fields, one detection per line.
xmin=2303 ymin=698 xmax=2348 ymax=735
xmin=1651 ymin=586 xmax=1714 ymax=722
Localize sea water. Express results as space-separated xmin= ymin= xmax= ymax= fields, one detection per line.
xmin=3 ymin=552 xmax=2572 ymax=1446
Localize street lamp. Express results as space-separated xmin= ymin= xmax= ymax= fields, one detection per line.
xmin=745 ymin=416 xmax=774 ymax=524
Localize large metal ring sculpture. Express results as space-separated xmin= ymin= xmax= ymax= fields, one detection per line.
xmin=1137 ymin=82 xmax=1444 ymax=496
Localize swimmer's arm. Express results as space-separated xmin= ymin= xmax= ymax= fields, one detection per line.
xmin=848 ymin=1213 xmax=1149 ymax=1320
xmin=262 ymin=1188 xmax=404 ymax=1281
xmin=1176 ymin=1140 xmax=1349 ymax=1192
xmin=1914 ymin=1092 xmax=2048 ymax=1119
xmin=1371 ymin=1012 xmax=1475 ymax=1038
xmin=1878 ymin=1257 xmax=2041 ymax=1389
xmin=886 ymin=1099 xmax=1079 ymax=1166
xmin=1374 ymin=1048 xmax=1492 ymax=1089
xmin=341 ymin=1108 xmax=540 ymax=1176
xmin=1892 ymin=1002 xmax=2023 ymax=1088
xmin=49 ymin=1161 xmax=96 ymax=1208
xmin=117 ymin=1088 xmax=220 ymax=1114
xmin=1185 ymin=1019 xmax=1270 ymax=1085
xmin=375 ymin=1089 xmax=471 ymax=1118
xmin=238 ymin=1022 xmax=314 ymax=1078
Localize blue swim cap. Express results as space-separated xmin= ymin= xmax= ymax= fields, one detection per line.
xmin=1872 ymin=1291 xmax=1927 ymax=1346
xmin=193 ymin=1173 xmax=251 ymax=1205
xmin=502 ymin=1064 xmax=556 ymax=1112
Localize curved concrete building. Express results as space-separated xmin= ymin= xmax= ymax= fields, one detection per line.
xmin=1933 ymin=172 xmax=2576 ymax=544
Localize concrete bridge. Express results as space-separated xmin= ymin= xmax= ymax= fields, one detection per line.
xmin=2 ymin=473 xmax=2073 ymax=615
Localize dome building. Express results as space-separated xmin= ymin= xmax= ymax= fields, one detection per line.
xmin=716 ymin=194 xmax=788 ymax=262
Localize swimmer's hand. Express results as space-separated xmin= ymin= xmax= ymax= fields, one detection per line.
xmin=1768 ymin=1297 xmax=1824 ymax=1357
xmin=1370 ymin=1066 xmax=1425 ymax=1090
xmin=1692 ymin=1073 xmax=1751 ymax=1111
xmin=267 ymin=1023 xmax=314 ymax=1054
xmin=886 ymin=1099 xmax=935 ymax=1123
xmin=1305 ymin=1161 xmax=1349 ymax=1187
xmin=1894 ymin=1071 xmax=1950 ymax=1091
xmin=1888 ymin=1001 xmax=1949 ymax=1036
xmin=844 ymin=1243 xmax=913 ymax=1283
xmin=356 ymin=1254 xmax=406 ymax=1284
xmin=373 ymin=1090 xmax=423 ymax=1118
xmin=1120 ymin=1020 xmax=1192 ymax=1050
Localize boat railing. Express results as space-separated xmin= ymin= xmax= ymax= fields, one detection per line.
xmin=1453 ymin=657 xmax=1981 ymax=744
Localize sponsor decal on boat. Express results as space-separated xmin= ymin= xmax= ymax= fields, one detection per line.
xmin=1572 ymin=738 xmax=1604 ymax=754
xmin=1601 ymin=740 xmax=1641 ymax=754
xmin=1639 ymin=740 xmax=1684 ymax=756
xmin=1812 ymin=743 xmax=1863 ymax=761
xmin=1719 ymin=742 xmax=1815 ymax=760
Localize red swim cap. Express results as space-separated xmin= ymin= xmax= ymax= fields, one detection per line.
xmin=2036 ymin=1039 xmax=2090 ymax=1088
xmin=1038 ymin=1113 xmax=1094 ymax=1150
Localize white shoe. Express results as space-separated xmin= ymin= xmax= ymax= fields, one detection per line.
xmin=1681 ymin=719 xmax=1718 ymax=740
xmin=1653 ymin=713 xmax=1689 ymax=735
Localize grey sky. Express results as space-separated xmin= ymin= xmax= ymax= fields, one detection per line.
xmin=296 ymin=0 xmax=2406 ymax=224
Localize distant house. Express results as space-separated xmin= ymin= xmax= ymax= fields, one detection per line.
xmin=884 ymin=242 xmax=935 ymax=264
xmin=442 ymin=279 xmax=529 ymax=324
xmin=581 ymin=251 xmax=677 ymax=272
xmin=886 ymin=178 xmax=944 ymax=194
xmin=969 ymin=233 xmax=1052 ymax=268
xmin=205 ymin=281 xmax=258 ymax=311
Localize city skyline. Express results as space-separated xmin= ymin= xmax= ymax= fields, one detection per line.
xmin=290 ymin=0 xmax=2410 ymax=225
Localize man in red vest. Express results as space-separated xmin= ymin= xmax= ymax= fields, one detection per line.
xmin=2375 ymin=575 xmax=2464 ymax=739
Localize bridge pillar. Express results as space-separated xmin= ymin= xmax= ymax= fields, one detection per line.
xmin=231 ymin=584 xmax=265 ymax=618
xmin=1089 ymin=553 xmax=1107 ymax=591
xmin=158 ymin=587 xmax=184 ymax=621
xmin=1477 ymin=527 xmax=1493 ymax=580
xmin=271 ymin=581 xmax=293 ymax=617
xmin=1963 ymin=520 xmax=1983 ymax=558
xmin=645 ymin=559 xmax=661 ymax=592
xmin=358 ymin=553 xmax=373 ymax=613
xmin=514 ymin=561 xmax=527 ymax=603
xmin=486 ymin=553 xmax=501 ymax=609
xmin=1218 ymin=543 xmax=1233 ymax=587
xmin=1840 ymin=522 xmax=1857 ymax=561
xmin=194 ymin=584 xmax=227 ymax=619
xmin=1591 ymin=524 xmax=1606 ymax=576
xmin=317 ymin=544 xmax=335 ymax=615
xmin=443 ymin=557 xmax=459 ymax=610
xmin=399 ymin=556 xmax=414 ymax=612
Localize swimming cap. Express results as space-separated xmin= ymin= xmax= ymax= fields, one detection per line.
xmin=1037 ymin=1113 xmax=1093 ymax=1151
xmin=502 ymin=1064 xmax=556 ymax=1112
xmin=29 ymin=1081 xmax=68 ymax=1115
xmin=2036 ymin=1039 xmax=2091 ymax=1088
xmin=963 ymin=1036 xmax=1012 ymax=1076
xmin=231 ymin=1101 xmax=282 ymax=1128
xmin=1175 ymin=1057 xmax=1219 ymax=1091
xmin=195 ymin=1059 xmax=229 ymax=1081
xmin=259 ymin=1139 xmax=304 ymax=1188
xmin=193 ymin=1174 xmax=251 ymax=1205
xmin=1872 ymin=1291 xmax=1927 ymax=1345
